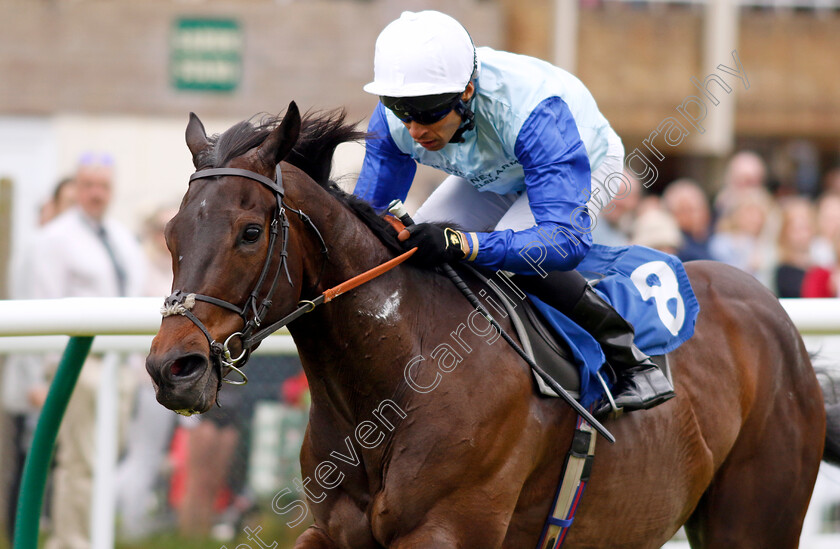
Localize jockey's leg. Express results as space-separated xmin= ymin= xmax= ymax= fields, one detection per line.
xmin=493 ymin=190 xmax=673 ymax=416
xmin=414 ymin=175 xmax=515 ymax=230
xmin=513 ymin=270 xmax=675 ymax=417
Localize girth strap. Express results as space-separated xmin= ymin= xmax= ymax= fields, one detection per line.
xmin=536 ymin=416 xmax=597 ymax=549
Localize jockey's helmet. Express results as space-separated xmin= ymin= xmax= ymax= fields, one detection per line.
xmin=364 ymin=11 xmax=478 ymax=98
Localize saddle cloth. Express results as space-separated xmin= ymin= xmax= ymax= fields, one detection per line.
xmin=534 ymin=244 xmax=699 ymax=407
xmin=479 ymin=245 xmax=699 ymax=409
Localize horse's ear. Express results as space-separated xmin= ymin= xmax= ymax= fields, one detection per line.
xmin=185 ymin=112 xmax=211 ymax=169
xmin=258 ymin=101 xmax=301 ymax=167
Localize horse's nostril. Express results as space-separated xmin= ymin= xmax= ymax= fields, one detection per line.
xmin=169 ymin=354 xmax=207 ymax=379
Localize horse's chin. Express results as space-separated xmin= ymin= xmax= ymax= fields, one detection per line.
xmin=172 ymin=398 xmax=215 ymax=417
xmin=170 ymin=390 xmax=217 ymax=416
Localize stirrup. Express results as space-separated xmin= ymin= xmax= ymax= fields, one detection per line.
xmin=596 ymin=371 xmax=622 ymax=418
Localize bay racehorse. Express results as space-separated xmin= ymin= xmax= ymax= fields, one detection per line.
xmin=146 ymin=103 xmax=839 ymax=548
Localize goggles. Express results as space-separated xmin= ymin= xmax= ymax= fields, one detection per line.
xmin=381 ymin=92 xmax=462 ymax=125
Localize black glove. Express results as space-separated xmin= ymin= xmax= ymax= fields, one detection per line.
xmin=403 ymin=223 xmax=468 ymax=267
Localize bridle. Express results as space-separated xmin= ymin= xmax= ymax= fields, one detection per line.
xmin=161 ymin=165 xmax=328 ymax=387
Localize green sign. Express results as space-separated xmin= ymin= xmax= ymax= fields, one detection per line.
xmin=171 ymin=18 xmax=242 ymax=92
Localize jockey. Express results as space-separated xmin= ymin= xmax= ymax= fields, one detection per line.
xmin=353 ymin=10 xmax=674 ymax=416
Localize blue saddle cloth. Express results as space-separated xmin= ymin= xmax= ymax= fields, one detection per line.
xmin=527 ymin=244 xmax=700 ymax=408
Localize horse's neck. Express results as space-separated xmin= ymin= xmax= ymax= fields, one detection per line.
xmin=288 ymin=195 xmax=422 ymax=423
xmin=303 ymin=195 xmax=397 ymax=291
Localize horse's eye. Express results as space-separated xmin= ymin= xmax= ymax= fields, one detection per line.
xmin=242 ymin=225 xmax=262 ymax=243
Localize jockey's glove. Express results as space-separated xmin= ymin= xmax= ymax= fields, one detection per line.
xmin=402 ymin=223 xmax=468 ymax=266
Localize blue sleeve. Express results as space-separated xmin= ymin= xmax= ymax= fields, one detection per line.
xmin=353 ymin=103 xmax=417 ymax=212
xmin=472 ymin=97 xmax=593 ymax=274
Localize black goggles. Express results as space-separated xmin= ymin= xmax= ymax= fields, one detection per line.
xmin=381 ymin=93 xmax=462 ymax=125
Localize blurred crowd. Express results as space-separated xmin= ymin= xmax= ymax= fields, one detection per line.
xmin=3 ymin=144 xmax=840 ymax=545
xmin=594 ymin=150 xmax=840 ymax=299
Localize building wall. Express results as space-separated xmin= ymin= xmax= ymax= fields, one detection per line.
xmin=580 ymin=7 xmax=840 ymax=143
xmin=737 ymin=10 xmax=840 ymax=139
xmin=2 ymin=2 xmax=838 ymax=143
xmin=0 ymin=0 xmax=501 ymax=121
xmin=506 ymin=4 xmax=840 ymax=147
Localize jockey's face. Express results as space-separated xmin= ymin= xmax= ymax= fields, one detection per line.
xmin=402 ymin=83 xmax=474 ymax=151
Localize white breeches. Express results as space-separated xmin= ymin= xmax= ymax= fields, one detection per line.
xmin=414 ymin=131 xmax=625 ymax=231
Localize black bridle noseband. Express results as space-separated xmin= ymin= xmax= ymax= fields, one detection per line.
xmin=161 ymin=166 xmax=327 ymax=387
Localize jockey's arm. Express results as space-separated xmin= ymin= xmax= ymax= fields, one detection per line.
xmin=467 ymin=96 xmax=593 ymax=275
xmin=354 ymin=103 xmax=416 ymax=211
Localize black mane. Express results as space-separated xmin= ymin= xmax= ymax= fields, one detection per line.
xmin=202 ymin=108 xmax=404 ymax=254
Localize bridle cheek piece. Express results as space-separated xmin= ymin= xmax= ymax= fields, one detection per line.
xmin=161 ymin=166 xmax=328 ymax=387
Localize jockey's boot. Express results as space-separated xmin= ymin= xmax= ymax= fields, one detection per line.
xmin=568 ymin=285 xmax=675 ymax=417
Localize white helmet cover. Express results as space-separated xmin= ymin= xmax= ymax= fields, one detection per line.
xmin=364 ymin=10 xmax=478 ymax=98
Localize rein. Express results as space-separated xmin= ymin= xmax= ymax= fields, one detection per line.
xmin=161 ymin=165 xmax=415 ymax=387
xmin=242 ymin=247 xmax=416 ymax=348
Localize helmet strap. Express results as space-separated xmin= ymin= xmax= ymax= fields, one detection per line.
xmin=449 ymin=98 xmax=475 ymax=144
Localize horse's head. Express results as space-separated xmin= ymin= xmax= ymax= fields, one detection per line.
xmin=146 ymin=102 xmax=314 ymax=415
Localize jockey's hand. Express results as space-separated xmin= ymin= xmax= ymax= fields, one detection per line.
xmin=401 ymin=223 xmax=468 ymax=266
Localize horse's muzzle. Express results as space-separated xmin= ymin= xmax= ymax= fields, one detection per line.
xmin=145 ymin=350 xmax=217 ymax=414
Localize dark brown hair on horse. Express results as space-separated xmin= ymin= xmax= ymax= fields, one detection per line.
xmin=147 ymin=103 xmax=839 ymax=548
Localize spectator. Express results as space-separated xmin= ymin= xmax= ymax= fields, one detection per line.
xmin=590 ymin=170 xmax=641 ymax=247
xmin=820 ymin=166 xmax=840 ymax=197
xmin=709 ymin=187 xmax=776 ymax=285
xmin=38 ymin=176 xmax=77 ymax=226
xmin=774 ymin=197 xmax=815 ymax=298
xmin=175 ymin=403 xmax=241 ymax=538
xmin=635 ymin=193 xmax=662 ymax=218
xmin=29 ymin=153 xmax=147 ymax=549
xmin=802 ymin=226 xmax=840 ymax=298
xmin=115 ymin=206 xmax=179 ymax=540
xmin=171 ymin=355 xmax=301 ymax=539
xmin=714 ymin=150 xmax=768 ymax=216
xmin=630 ymin=208 xmax=683 ymax=256
xmin=662 ymin=178 xmax=713 ymax=262
xmin=811 ymin=193 xmax=840 ymax=267
xmin=0 ymin=351 xmax=47 ymax=542
xmin=140 ymin=206 xmax=178 ymax=297
xmin=2 ymin=175 xmax=77 ymax=540
xmin=771 ymin=139 xmax=821 ymax=198
xmin=282 ymin=371 xmax=310 ymax=409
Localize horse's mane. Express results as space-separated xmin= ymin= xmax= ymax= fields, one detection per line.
xmin=202 ymin=107 xmax=404 ymax=254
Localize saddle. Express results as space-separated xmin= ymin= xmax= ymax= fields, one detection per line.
xmin=460 ymin=264 xmax=671 ymax=404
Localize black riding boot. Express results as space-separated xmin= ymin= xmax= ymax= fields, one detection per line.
xmin=568 ymin=285 xmax=675 ymax=417
xmin=513 ymin=271 xmax=675 ymax=417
